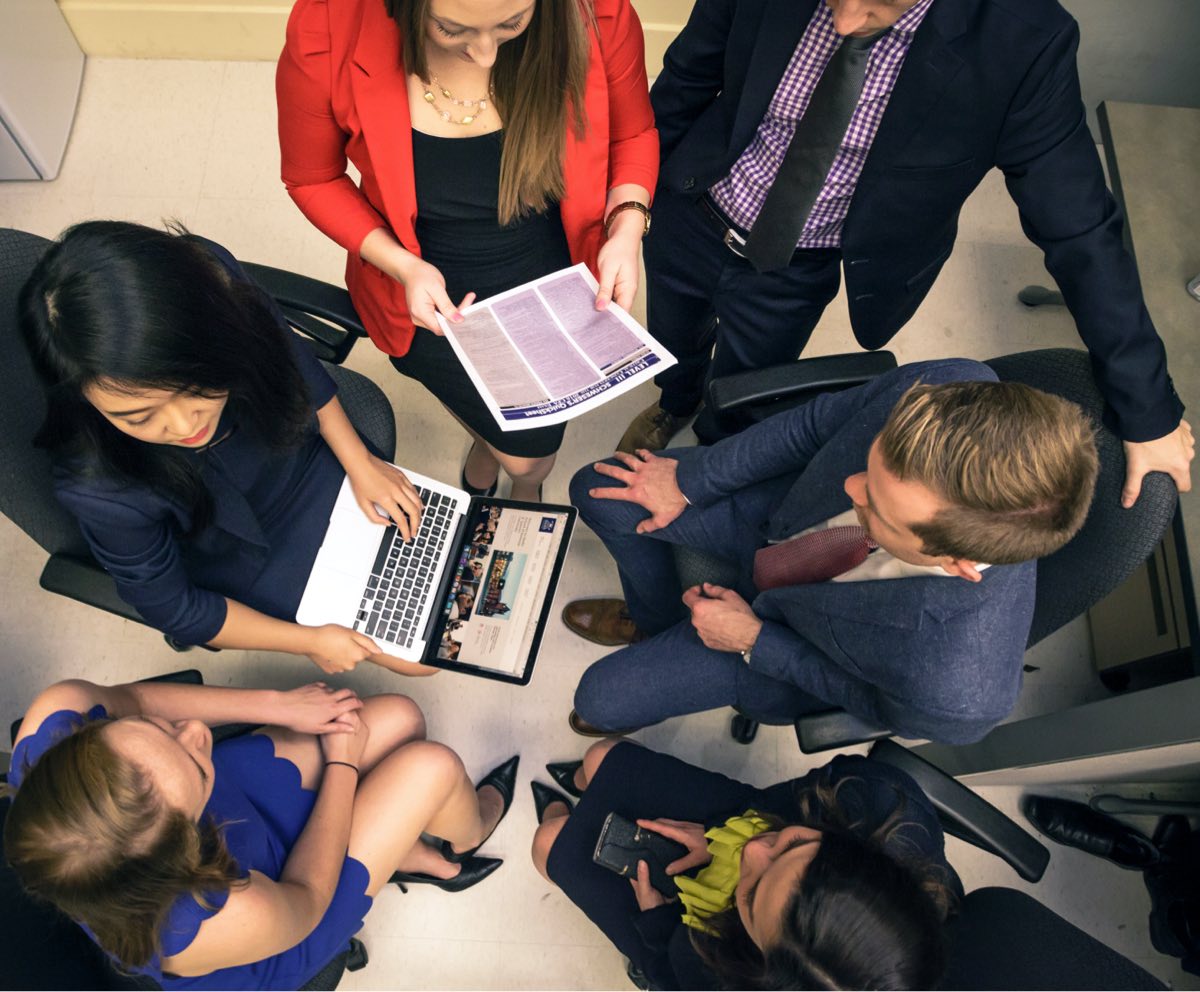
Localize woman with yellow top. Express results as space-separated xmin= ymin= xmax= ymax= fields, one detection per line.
xmin=530 ymin=741 xmax=960 ymax=990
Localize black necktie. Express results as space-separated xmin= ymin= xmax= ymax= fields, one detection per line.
xmin=743 ymin=32 xmax=884 ymax=273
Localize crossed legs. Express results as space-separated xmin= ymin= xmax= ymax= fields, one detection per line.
xmin=262 ymin=695 xmax=503 ymax=897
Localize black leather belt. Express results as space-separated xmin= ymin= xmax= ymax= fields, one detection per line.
xmin=699 ymin=195 xmax=750 ymax=258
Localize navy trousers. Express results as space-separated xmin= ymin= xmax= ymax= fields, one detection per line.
xmin=643 ymin=191 xmax=842 ymax=440
xmin=570 ymin=451 xmax=826 ymax=730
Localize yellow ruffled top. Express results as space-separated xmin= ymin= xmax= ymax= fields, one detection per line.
xmin=676 ymin=811 xmax=773 ymax=936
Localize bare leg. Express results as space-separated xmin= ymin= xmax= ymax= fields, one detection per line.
xmin=492 ymin=449 xmax=555 ymax=502
xmin=349 ymin=740 xmax=504 ymax=896
xmin=531 ymin=811 xmax=570 ymax=881
xmin=258 ymin=697 xmax=453 ymax=881
xmin=462 ymin=425 xmax=501 ymax=491
xmin=445 ymin=409 xmax=556 ymax=502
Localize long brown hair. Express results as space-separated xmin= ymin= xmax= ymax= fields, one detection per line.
xmin=385 ymin=0 xmax=591 ymax=224
xmin=4 ymin=720 xmax=245 ymax=968
xmin=692 ymin=778 xmax=957 ymax=989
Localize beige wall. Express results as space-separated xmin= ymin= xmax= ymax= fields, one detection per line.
xmin=58 ymin=0 xmax=691 ymax=66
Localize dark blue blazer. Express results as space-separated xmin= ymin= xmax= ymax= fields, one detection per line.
xmin=675 ymin=359 xmax=1035 ymax=744
xmin=652 ymin=0 xmax=1182 ymax=442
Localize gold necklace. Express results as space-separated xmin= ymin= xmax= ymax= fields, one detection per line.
xmin=422 ymin=74 xmax=492 ymax=126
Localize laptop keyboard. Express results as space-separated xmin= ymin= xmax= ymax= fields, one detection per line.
xmin=354 ymin=488 xmax=458 ymax=649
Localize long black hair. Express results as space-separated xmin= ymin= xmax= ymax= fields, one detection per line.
xmin=693 ymin=779 xmax=957 ymax=990
xmin=20 ymin=221 xmax=313 ymax=532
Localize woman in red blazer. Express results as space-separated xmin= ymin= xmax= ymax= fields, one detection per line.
xmin=277 ymin=0 xmax=658 ymax=500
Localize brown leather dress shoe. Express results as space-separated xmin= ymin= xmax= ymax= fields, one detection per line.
xmin=562 ymin=598 xmax=646 ymax=646
xmin=617 ymin=402 xmax=693 ymax=454
xmin=568 ymin=709 xmax=640 ymax=737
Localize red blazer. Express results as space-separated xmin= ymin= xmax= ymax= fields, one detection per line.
xmin=277 ymin=0 xmax=659 ymax=357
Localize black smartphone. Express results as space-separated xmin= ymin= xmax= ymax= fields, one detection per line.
xmin=592 ymin=812 xmax=689 ymax=897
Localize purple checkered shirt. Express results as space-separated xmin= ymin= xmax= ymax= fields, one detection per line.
xmin=710 ymin=0 xmax=935 ymax=249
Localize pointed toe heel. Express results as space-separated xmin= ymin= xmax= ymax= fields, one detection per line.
xmin=390 ymin=855 xmax=503 ymax=893
xmin=546 ymin=760 xmax=584 ymax=798
xmin=440 ymin=755 xmax=520 ymax=864
xmin=532 ymin=781 xmax=574 ymax=823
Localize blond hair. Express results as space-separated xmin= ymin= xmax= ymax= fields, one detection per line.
xmin=876 ymin=380 xmax=1098 ymax=563
xmin=4 ymin=719 xmax=244 ymax=968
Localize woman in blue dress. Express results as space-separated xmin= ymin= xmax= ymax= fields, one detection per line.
xmin=4 ymin=677 xmax=518 ymax=989
xmin=20 ymin=220 xmax=431 ymax=675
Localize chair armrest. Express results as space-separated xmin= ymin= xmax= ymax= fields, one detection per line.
xmin=794 ymin=708 xmax=892 ymax=753
xmin=240 ymin=261 xmax=365 ymax=366
xmin=707 ymin=351 xmax=898 ymax=416
xmin=40 ymin=555 xmax=217 ymax=653
xmin=868 ymin=739 xmax=1049 ymax=882
xmin=40 ymin=554 xmax=146 ymax=624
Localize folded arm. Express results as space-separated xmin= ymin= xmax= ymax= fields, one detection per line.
xmin=13 ymin=679 xmax=362 ymax=753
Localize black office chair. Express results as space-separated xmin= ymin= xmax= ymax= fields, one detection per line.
xmin=0 ymin=227 xmax=395 ymax=649
xmin=675 ymin=348 xmax=1179 ymax=749
xmin=1 ymin=669 xmax=368 ymax=990
xmin=869 ymin=739 xmax=1164 ymax=990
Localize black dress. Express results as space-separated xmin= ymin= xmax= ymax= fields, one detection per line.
xmin=545 ymin=742 xmax=962 ymax=991
xmin=391 ymin=129 xmax=572 ymax=458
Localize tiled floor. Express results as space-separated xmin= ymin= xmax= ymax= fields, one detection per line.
xmin=1 ymin=59 xmax=1193 ymax=989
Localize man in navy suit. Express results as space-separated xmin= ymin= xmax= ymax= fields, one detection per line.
xmin=566 ymin=359 xmax=1099 ymax=744
xmin=620 ymin=0 xmax=1192 ymax=507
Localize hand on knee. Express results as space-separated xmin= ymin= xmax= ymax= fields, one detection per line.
xmin=362 ymin=693 xmax=426 ymax=745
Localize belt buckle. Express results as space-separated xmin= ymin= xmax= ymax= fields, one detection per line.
xmin=722 ymin=228 xmax=747 ymax=258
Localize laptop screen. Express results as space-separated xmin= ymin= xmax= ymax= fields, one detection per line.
xmin=432 ymin=500 xmax=574 ymax=682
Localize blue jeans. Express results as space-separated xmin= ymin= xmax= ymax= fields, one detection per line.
xmin=570 ymin=454 xmax=826 ymax=730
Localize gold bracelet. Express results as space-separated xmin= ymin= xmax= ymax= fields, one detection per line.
xmin=604 ymin=201 xmax=651 ymax=239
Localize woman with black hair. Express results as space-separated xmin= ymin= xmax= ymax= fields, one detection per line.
xmin=20 ymin=220 xmax=433 ymax=675
xmin=531 ymin=740 xmax=960 ymax=990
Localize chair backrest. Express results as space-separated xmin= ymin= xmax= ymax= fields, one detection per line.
xmin=985 ymin=349 xmax=1178 ymax=647
xmin=325 ymin=364 xmax=396 ymax=461
xmin=0 ymin=228 xmax=94 ymax=558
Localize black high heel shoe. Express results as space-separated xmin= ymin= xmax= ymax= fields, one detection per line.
xmin=546 ymin=760 xmax=584 ymax=798
xmin=390 ymin=855 xmax=502 ymax=893
xmin=460 ymin=441 xmax=498 ymax=498
xmin=532 ymin=781 xmax=574 ymax=823
xmin=439 ymin=755 xmax=519 ymax=863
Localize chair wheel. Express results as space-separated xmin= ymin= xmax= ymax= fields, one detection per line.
xmin=346 ymin=937 xmax=369 ymax=972
xmin=730 ymin=714 xmax=759 ymax=744
xmin=163 ymin=634 xmax=195 ymax=652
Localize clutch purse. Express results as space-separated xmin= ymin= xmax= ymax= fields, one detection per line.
xmin=593 ymin=812 xmax=689 ymax=898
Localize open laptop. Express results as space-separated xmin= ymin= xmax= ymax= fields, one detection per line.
xmin=297 ymin=466 xmax=575 ymax=684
